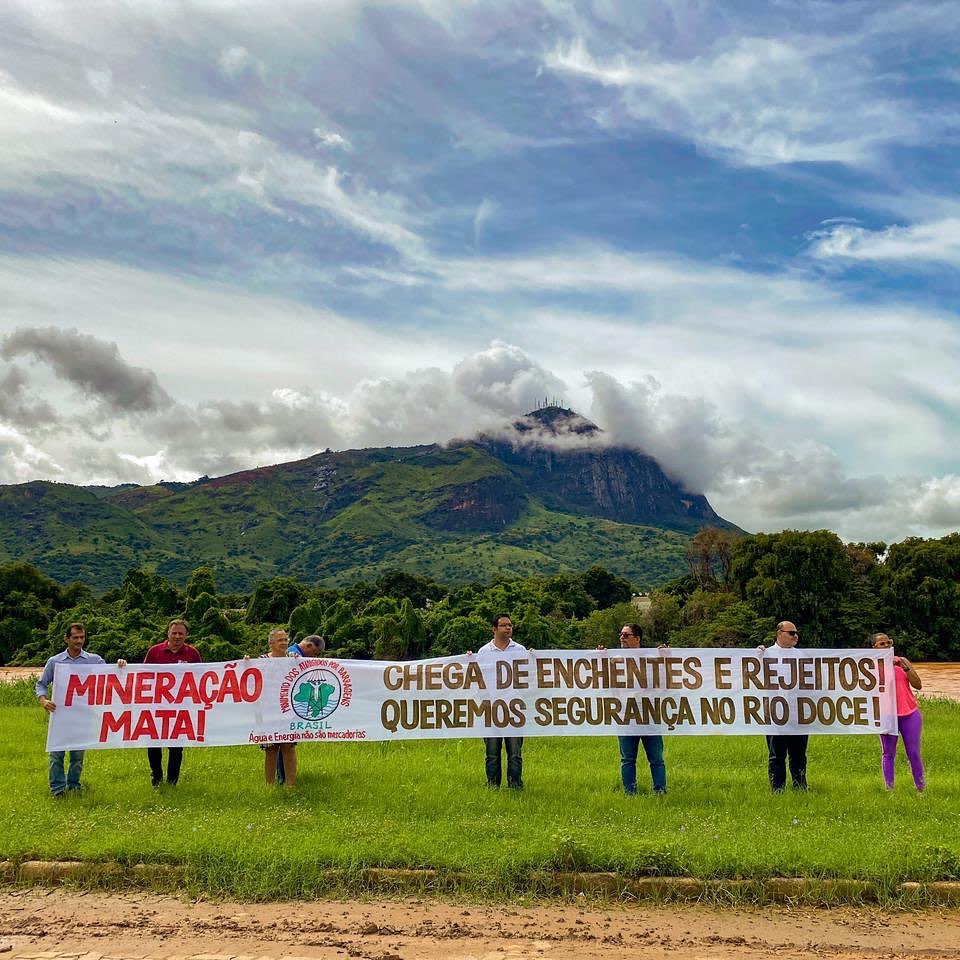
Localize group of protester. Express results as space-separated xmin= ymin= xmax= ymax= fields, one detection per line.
xmin=35 ymin=613 xmax=926 ymax=798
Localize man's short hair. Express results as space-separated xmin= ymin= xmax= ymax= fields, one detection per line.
xmin=268 ymin=627 xmax=288 ymax=642
xmin=491 ymin=613 xmax=512 ymax=629
xmin=624 ymin=623 xmax=644 ymax=642
xmin=300 ymin=634 xmax=326 ymax=652
xmin=168 ymin=618 xmax=189 ymax=635
xmin=64 ymin=622 xmax=85 ymax=638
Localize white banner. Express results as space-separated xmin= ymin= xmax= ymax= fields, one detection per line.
xmin=46 ymin=648 xmax=898 ymax=751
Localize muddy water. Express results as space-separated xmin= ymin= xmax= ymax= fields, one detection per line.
xmin=3 ymin=664 xmax=960 ymax=699
xmin=913 ymin=662 xmax=960 ymax=701
xmin=0 ymin=666 xmax=40 ymax=683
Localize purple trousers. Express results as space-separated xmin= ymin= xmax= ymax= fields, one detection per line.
xmin=880 ymin=708 xmax=924 ymax=791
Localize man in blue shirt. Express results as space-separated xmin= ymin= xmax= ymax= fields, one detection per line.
xmin=35 ymin=622 xmax=105 ymax=797
xmin=287 ymin=634 xmax=325 ymax=658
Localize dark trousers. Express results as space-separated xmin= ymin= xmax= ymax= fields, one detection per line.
xmin=484 ymin=737 xmax=523 ymax=788
xmin=147 ymin=747 xmax=184 ymax=785
xmin=766 ymin=735 xmax=808 ymax=791
xmin=618 ymin=735 xmax=666 ymax=794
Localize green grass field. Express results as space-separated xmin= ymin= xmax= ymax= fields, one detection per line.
xmin=2 ymin=679 xmax=958 ymax=900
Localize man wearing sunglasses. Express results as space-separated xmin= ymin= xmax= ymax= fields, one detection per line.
xmin=613 ymin=623 xmax=667 ymax=795
xmin=757 ymin=621 xmax=807 ymax=792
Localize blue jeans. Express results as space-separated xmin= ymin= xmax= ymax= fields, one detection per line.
xmin=485 ymin=737 xmax=523 ymax=788
xmin=49 ymin=750 xmax=84 ymax=795
xmin=618 ymin=735 xmax=666 ymax=794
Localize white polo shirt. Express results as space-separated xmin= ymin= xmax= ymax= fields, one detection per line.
xmin=476 ymin=638 xmax=528 ymax=660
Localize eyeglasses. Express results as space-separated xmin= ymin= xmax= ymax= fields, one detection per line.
xmin=779 ymin=630 xmax=799 ymax=637
xmin=619 ymin=631 xmax=635 ymax=638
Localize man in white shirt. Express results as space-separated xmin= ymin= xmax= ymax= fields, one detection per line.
xmin=474 ymin=614 xmax=526 ymax=789
xmin=758 ymin=621 xmax=808 ymax=792
xmin=35 ymin=622 xmax=105 ymax=797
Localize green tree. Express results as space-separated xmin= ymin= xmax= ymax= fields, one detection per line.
xmin=542 ymin=573 xmax=596 ymax=618
xmin=686 ymin=527 xmax=739 ymax=591
xmin=517 ymin=602 xmax=553 ymax=648
xmin=641 ymin=592 xmax=681 ymax=647
xmin=116 ymin=568 xmax=182 ymax=617
xmin=373 ymin=569 xmax=448 ymax=609
xmin=186 ymin=566 xmax=217 ymax=600
xmin=246 ymin=576 xmax=309 ymax=624
xmin=581 ymin=601 xmax=640 ymax=648
xmin=0 ymin=562 xmax=63 ymax=664
xmin=288 ymin=598 xmax=328 ymax=643
xmin=877 ymin=534 xmax=960 ymax=660
xmin=729 ymin=530 xmax=854 ymax=646
xmin=581 ymin=565 xmax=633 ymax=609
xmin=432 ymin=615 xmax=491 ymax=658
xmin=186 ymin=590 xmax=220 ymax=622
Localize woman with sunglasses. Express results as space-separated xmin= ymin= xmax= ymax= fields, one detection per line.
xmin=871 ymin=633 xmax=924 ymax=792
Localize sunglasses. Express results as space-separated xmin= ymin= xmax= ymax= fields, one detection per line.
xmin=779 ymin=630 xmax=799 ymax=637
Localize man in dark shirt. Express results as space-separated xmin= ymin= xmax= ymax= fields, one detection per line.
xmin=144 ymin=618 xmax=202 ymax=787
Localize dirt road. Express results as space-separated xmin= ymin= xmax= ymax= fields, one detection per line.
xmin=2 ymin=890 xmax=960 ymax=960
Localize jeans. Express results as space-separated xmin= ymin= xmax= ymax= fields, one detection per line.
xmin=48 ymin=750 xmax=84 ymax=795
xmin=484 ymin=737 xmax=523 ymax=788
xmin=618 ymin=735 xmax=666 ymax=794
xmin=147 ymin=747 xmax=184 ymax=785
xmin=880 ymin=709 xmax=924 ymax=790
xmin=766 ymin=734 xmax=808 ymax=791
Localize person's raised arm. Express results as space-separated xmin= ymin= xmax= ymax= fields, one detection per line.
xmin=897 ymin=655 xmax=922 ymax=690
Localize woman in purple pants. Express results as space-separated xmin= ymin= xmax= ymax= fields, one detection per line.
xmin=872 ymin=633 xmax=925 ymax=791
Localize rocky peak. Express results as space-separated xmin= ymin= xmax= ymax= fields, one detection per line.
xmin=511 ymin=405 xmax=600 ymax=437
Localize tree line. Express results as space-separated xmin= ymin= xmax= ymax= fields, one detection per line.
xmin=3 ymin=527 xmax=960 ymax=665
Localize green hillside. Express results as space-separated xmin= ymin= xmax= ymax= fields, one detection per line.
xmin=0 ymin=419 xmax=735 ymax=592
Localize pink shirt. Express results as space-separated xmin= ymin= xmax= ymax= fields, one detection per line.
xmin=893 ymin=661 xmax=919 ymax=717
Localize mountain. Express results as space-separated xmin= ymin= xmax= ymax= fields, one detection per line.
xmin=0 ymin=407 xmax=738 ymax=592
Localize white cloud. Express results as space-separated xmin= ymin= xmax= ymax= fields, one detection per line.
xmin=583 ymin=370 xmax=960 ymax=542
xmin=0 ymin=255 xmax=447 ymax=402
xmin=0 ymin=70 xmax=422 ymax=257
xmin=0 ymin=424 xmax=62 ymax=483
xmin=218 ymin=45 xmax=262 ymax=80
xmin=4 ymin=318 xmax=960 ymax=542
xmin=543 ymin=33 xmax=918 ymax=166
xmin=313 ymin=128 xmax=351 ymax=151
xmin=472 ymin=196 xmax=497 ymax=248
xmin=807 ymin=218 xmax=960 ymax=266
xmin=85 ymin=67 xmax=112 ymax=97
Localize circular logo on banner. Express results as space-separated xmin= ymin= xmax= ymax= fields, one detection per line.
xmin=290 ymin=668 xmax=343 ymax=721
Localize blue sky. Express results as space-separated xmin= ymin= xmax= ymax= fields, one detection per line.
xmin=2 ymin=0 xmax=960 ymax=542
